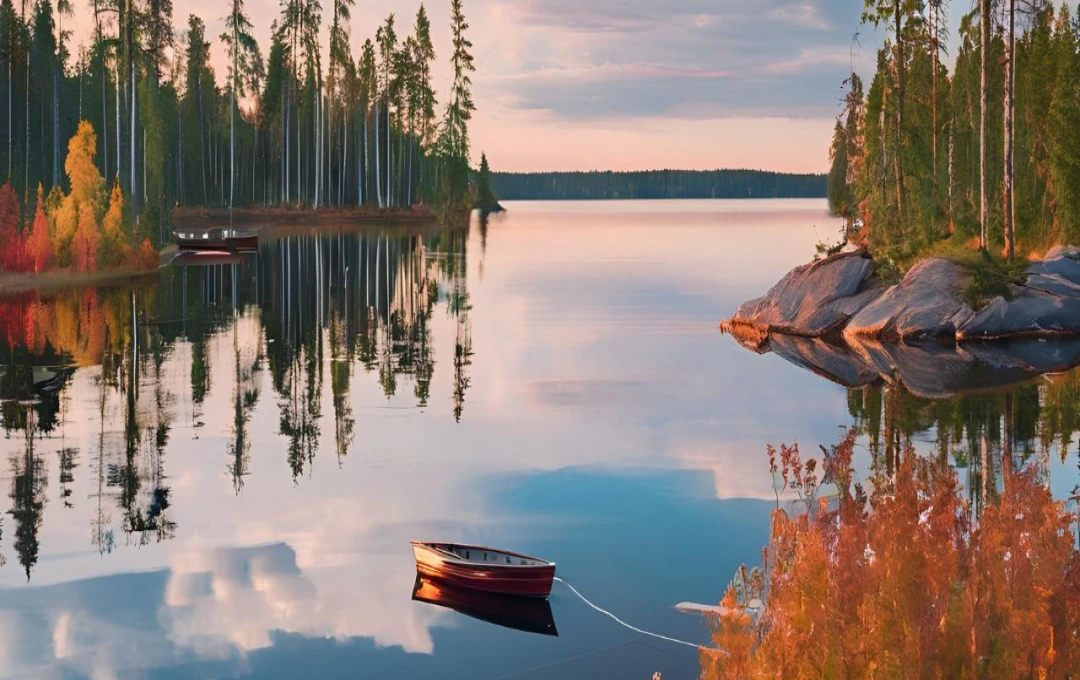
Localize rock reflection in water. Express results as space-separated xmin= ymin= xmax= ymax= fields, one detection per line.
xmin=727 ymin=328 xmax=1080 ymax=514
xmin=738 ymin=331 xmax=1080 ymax=399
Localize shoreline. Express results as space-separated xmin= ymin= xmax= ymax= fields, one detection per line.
xmin=0 ymin=207 xmax=452 ymax=298
xmin=173 ymin=205 xmax=441 ymax=232
xmin=0 ymin=267 xmax=160 ymax=297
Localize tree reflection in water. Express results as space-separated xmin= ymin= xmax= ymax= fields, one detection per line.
xmin=705 ymin=415 xmax=1080 ymax=677
xmin=0 ymin=225 xmax=472 ymax=579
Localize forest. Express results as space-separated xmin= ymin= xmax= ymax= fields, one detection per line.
xmin=491 ymin=170 xmax=826 ymax=201
xmin=0 ymin=0 xmax=481 ymax=253
xmin=828 ymin=0 xmax=1080 ymax=265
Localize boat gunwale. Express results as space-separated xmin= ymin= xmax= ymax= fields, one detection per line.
xmin=411 ymin=540 xmax=556 ymax=570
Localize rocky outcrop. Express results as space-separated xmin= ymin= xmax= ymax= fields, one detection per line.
xmin=720 ymin=249 xmax=881 ymax=346
xmin=958 ymin=249 xmax=1080 ymax=339
xmin=843 ymin=259 xmax=975 ymax=342
xmin=724 ymin=246 xmax=1080 ymax=344
xmin=723 ymin=245 xmax=1080 ymax=396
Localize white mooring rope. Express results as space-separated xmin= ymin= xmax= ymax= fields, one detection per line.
xmin=553 ymin=577 xmax=728 ymax=656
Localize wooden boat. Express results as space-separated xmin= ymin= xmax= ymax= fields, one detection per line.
xmin=410 ymin=541 xmax=556 ymax=598
xmin=411 ymin=574 xmax=558 ymax=636
xmin=175 ymin=227 xmax=258 ymax=252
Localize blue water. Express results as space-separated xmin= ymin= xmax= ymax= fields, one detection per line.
xmin=2 ymin=199 xmax=1065 ymax=679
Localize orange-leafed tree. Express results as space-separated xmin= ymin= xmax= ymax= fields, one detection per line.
xmin=27 ymin=186 xmax=56 ymax=272
xmin=703 ymin=431 xmax=1080 ymax=678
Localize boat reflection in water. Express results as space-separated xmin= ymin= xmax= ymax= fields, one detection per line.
xmin=411 ymin=574 xmax=559 ymax=637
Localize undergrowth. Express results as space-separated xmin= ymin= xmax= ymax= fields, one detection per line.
xmin=870 ymin=235 xmax=1029 ymax=310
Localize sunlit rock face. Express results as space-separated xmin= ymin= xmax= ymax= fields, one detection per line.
xmin=720 ymin=249 xmax=880 ymax=346
xmin=844 ymin=258 xmax=975 ymax=342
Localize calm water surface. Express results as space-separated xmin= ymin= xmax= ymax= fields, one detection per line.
xmin=1 ymin=199 xmax=1076 ymax=679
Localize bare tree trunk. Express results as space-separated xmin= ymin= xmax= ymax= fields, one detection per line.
xmin=198 ymin=71 xmax=207 ymax=204
xmin=360 ymin=112 xmax=366 ymax=206
xmin=1003 ymin=0 xmax=1015 ymax=260
xmin=375 ymin=103 xmax=383 ymax=208
xmin=295 ymin=55 xmax=300 ymax=205
xmin=931 ymin=1 xmax=938 ymax=214
xmin=101 ymin=41 xmax=107 ymax=179
xmin=284 ymin=78 xmax=289 ymax=204
xmin=892 ymin=1 xmax=905 ymax=217
xmin=230 ymin=17 xmax=236 ymax=210
xmin=114 ymin=49 xmax=120 ymax=181
xmin=130 ymin=12 xmax=137 ymax=220
xmin=7 ymin=38 xmax=11 ymax=180
xmin=314 ymin=80 xmax=320 ymax=209
xmin=24 ymin=25 xmax=29 ymax=199
xmin=53 ymin=14 xmax=60 ymax=188
xmin=386 ymin=99 xmax=391 ymax=208
xmin=979 ymin=0 xmax=991 ymax=252
xmin=177 ymin=96 xmax=183 ymax=203
xmin=342 ymin=107 xmax=347 ymax=206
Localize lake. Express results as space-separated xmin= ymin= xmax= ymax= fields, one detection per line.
xmin=0 ymin=199 xmax=1076 ymax=679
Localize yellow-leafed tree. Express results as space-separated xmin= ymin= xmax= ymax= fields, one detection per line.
xmin=99 ymin=182 xmax=130 ymax=269
xmin=54 ymin=122 xmax=105 ymax=268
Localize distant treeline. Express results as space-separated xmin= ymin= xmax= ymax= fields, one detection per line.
xmin=490 ymin=170 xmax=827 ymax=200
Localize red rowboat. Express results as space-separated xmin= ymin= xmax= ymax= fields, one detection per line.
xmin=410 ymin=541 xmax=556 ymax=599
xmin=411 ymin=574 xmax=558 ymax=636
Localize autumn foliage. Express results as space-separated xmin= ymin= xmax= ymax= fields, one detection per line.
xmin=704 ymin=431 xmax=1080 ymax=678
xmin=27 ymin=187 xmax=55 ymax=272
xmin=0 ymin=288 xmax=123 ymax=366
xmin=0 ymin=121 xmax=156 ymax=275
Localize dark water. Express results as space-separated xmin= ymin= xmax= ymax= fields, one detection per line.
xmin=0 ymin=200 xmax=1076 ymax=679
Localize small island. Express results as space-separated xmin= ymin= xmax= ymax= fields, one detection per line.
xmin=722 ymin=245 xmax=1080 ymax=346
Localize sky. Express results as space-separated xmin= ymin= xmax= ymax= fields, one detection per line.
xmin=62 ymin=1 xmax=1076 ymax=174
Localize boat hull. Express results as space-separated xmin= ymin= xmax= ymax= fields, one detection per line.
xmin=411 ymin=574 xmax=558 ymax=636
xmin=411 ymin=542 xmax=555 ymax=598
xmin=176 ymin=235 xmax=258 ymax=252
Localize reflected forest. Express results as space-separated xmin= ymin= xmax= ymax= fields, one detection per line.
xmin=703 ymin=374 xmax=1080 ymax=674
xmin=0 ymin=224 xmax=472 ymax=579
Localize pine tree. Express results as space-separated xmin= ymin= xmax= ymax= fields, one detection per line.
xmin=412 ymin=4 xmax=436 ymax=201
xmin=438 ymin=0 xmax=474 ymax=213
xmin=474 ymin=151 xmax=499 ymax=212
xmin=222 ymin=0 xmax=257 ymax=210
xmin=827 ymin=120 xmax=850 ymax=219
xmin=376 ymin=14 xmax=396 ymax=208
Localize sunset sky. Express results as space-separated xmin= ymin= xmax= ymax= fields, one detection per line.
xmin=66 ymin=0 xmax=1068 ymax=174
